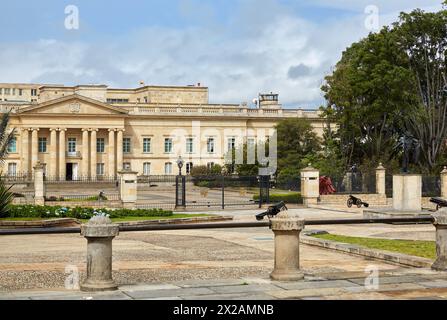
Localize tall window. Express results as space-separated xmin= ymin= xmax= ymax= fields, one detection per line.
xmin=18 ymin=89 xmax=23 ymax=96
xmin=227 ymin=137 xmax=236 ymax=152
xmin=186 ymin=138 xmax=194 ymax=154
xmin=164 ymin=162 xmax=173 ymax=174
xmin=207 ymin=137 xmax=215 ymax=153
xmin=4 ymin=88 xmax=10 ymax=95
xmin=123 ymin=138 xmax=131 ymax=153
xmin=96 ymin=163 xmax=105 ymax=176
xmin=143 ymin=138 xmax=151 ymax=153
xmin=68 ymin=138 xmax=76 ymax=153
xmin=7 ymin=163 xmax=17 ymax=176
xmin=143 ymin=162 xmax=151 ymax=175
xmin=186 ymin=162 xmax=193 ymax=174
xmin=96 ymin=138 xmax=105 ymax=153
xmin=31 ymin=89 xmax=37 ymax=96
xmin=7 ymin=137 xmax=16 ymax=153
xmin=38 ymin=137 xmax=47 ymax=153
xmin=164 ymin=138 xmax=173 ymax=153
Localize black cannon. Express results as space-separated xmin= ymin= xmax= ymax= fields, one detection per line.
xmin=255 ymin=201 xmax=288 ymax=221
xmin=430 ymin=197 xmax=447 ymax=211
xmin=347 ymin=195 xmax=369 ymax=208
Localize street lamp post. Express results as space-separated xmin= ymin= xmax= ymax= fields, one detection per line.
xmin=177 ymin=156 xmax=184 ymax=176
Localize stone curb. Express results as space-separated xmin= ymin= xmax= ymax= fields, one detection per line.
xmin=0 ymin=218 xmax=79 ymax=229
xmin=300 ymin=235 xmax=433 ymax=268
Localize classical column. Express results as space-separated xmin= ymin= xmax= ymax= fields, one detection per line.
xmin=31 ymin=128 xmax=39 ymax=171
xmin=116 ymin=129 xmax=124 ymax=172
xmin=82 ymin=129 xmax=90 ymax=178
xmin=90 ymin=129 xmax=98 ymax=180
xmin=21 ymin=128 xmax=29 ymax=175
xmin=49 ymin=129 xmax=58 ymax=178
xmin=108 ymin=129 xmax=115 ymax=177
xmin=59 ymin=129 xmax=66 ymax=180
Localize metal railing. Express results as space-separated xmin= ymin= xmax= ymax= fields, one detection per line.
xmin=0 ymin=216 xmax=433 ymax=236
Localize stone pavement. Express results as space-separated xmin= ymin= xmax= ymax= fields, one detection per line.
xmin=2 ymin=268 xmax=447 ymax=300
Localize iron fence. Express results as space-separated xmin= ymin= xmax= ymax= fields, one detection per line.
xmin=44 ymin=193 xmax=120 ymax=202
xmin=44 ymin=175 xmax=118 ymax=184
xmin=422 ymin=175 xmax=441 ymax=197
xmin=1 ymin=172 xmax=33 ymax=183
xmin=329 ymin=172 xmax=376 ymax=194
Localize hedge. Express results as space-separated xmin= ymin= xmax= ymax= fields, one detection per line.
xmin=253 ymin=192 xmax=303 ymax=204
xmin=2 ymin=205 xmax=173 ymax=219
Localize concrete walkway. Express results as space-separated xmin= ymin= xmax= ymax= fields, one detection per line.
xmin=2 ymin=269 xmax=447 ymax=300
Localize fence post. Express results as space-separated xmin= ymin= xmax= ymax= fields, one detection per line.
xmin=270 ymin=210 xmax=305 ymax=281
xmin=392 ymin=174 xmax=422 ymax=211
xmin=431 ymin=208 xmax=447 ymax=271
xmin=175 ymin=175 xmax=186 ymax=210
xmin=117 ymin=169 xmax=138 ymax=209
xmin=300 ymin=164 xmax=319 ymax=207
xmin=80 ymin=215 xmax=119 ymax=291
xmin=441 ymin=167 xmax=447 ymax=199
xmin=33 ymin=162 xmax=45 ymax=206
xmin=376 ymin=163 xmax=386 ymax=195
xmin=221 ymin=175 xmax=225 ymax=210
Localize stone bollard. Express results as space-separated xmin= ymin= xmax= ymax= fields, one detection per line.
xmin=118 ymin=169 xmax=138 ymax=209
xmin=432 ymin=208 xmax=447 ymax=271
xmin=80 ymin=215 xmax=119 ymax=291
xmin=270 ymin=210 xmax=305 ymax=281
xmin=300 ymin=164 xmax=319 ymax=207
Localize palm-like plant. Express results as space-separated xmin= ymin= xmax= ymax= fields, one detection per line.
xmin=0 ymin=112 xmax=16 ymax=215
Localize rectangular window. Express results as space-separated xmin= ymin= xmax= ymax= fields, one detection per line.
xmin=31 ymin=89 xmax=37 ymax=96
xmin=164 ymin=138 xmax=173 ymax=153
xmin=4 ymin=88 xmax=10 ymax=95
xmin=7 ymin=137 xmax=16 ymax=153
xmin=227 ymin=137 xmax=236 ymax=151
xmin=18 ymin=89 xmax=23 ymax=96
xmin=143 ymin=162 xmax=151 ymax=175
xmin=186 ymin=162 xmax=193 ymax=174
xmin=12 ymin=89 xmax=16 ymax=95
xmin=0 ymin=88 xmax=2 ymax=95
xmin=164 ymin=162 xmax=173 ymax=175
xmin=207 ymin=137 xmax=215 ymax=153
xmin=96 ymin=163 xmax=105 ymax=175
xmin=186 ymin=138 xmax=194 ymax=154
xmin=143 ymin=138 xmax=151 ymax=153
xmin=123 ymin=138 xmax=131 ymax=153
xmin=7 ymin=163 xmax=17 ymax=176
xmin=38 ymin=137 xmax=47 ymax=153
xmin=96 ymin=138 xmax=105 ymax=153
xmin=68 ymin=138 xmax=76 ymax=153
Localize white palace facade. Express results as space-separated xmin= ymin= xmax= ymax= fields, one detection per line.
xmin=0 ymin=82 xmax=327 ymax=179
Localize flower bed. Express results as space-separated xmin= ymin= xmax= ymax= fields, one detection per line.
xmin=3 ymin=205 xmax=173 ymax=220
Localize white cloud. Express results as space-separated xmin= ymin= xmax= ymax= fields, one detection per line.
xmin=0 ymin=1 xmax=444 ymax=108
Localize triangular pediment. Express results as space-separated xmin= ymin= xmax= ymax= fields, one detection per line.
xmin=17 ymin=94 xmax=128 ymax=115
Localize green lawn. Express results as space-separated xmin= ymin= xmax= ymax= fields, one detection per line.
xmin=0 ymin=214 xmax=212 ymax=223
xmin=312 ymin=233 xmax=436 ymax=260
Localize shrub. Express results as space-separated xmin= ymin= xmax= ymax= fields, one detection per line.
xmin=253 ymin=192 xmax=303 ymax=204
xmin=6 ymin=205 xmax=173 ymax=219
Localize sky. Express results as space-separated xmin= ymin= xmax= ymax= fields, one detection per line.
xmin=0 ymin=0 xmax=444 ymax=108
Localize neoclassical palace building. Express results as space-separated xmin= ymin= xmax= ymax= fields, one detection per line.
xmin=0 ymin=82 xmax=326 ymax=179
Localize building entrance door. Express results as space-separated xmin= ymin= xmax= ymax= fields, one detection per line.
xmin=66 ymin=163 xmax=73 ymax=181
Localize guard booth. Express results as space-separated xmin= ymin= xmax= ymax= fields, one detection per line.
xmin=300 ymin=165 xmax=320 ymax=207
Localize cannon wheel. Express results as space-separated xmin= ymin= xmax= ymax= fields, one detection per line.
xmin=347 ymin=198 xmax=353 ymax=208
xmin=357 ymin=201 xmax=363 ymax=208
xmin=437 ymin=204 xmax=440 ymax=211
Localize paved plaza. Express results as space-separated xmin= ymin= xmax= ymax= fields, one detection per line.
xmin=0 ymin=207 xmax=445 ymax=299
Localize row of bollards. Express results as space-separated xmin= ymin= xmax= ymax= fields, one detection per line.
xmin=79 ymin=209 xmax=447 ymax=291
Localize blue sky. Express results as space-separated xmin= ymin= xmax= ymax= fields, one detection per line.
xmin=0 ymin=0 xmax=443 ymax=107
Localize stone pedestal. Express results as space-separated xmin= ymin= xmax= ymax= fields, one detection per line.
xmin=300 ymin=165 xmax=319 ymax=207
xmin=376 ymin=163 xmax=386 ymax=195
xmin=392 ymin=174 xmax=421 ymax=211
xmin=270 ymin=211 xmax=305 ymax=281
xmin=80 ymin=215 xmax=119 ymax=291
xmin=432 ymin=208 xmax=447 ymax=271
xmin=118 ymin=169 xmax=138 ymax=209
xmin=441 ymin=167 xmax=447 ymax=199
xmin=33 ymin=162 xmax=45 ymax=206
